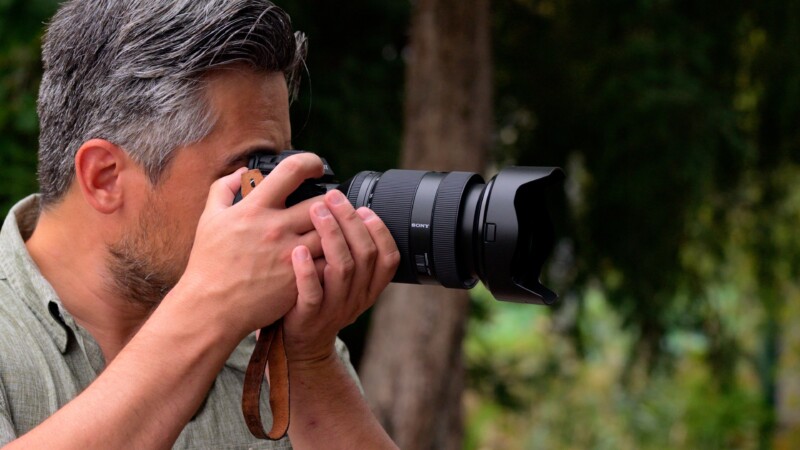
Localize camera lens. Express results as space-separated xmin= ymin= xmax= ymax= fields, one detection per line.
xmin=337 ymin=166 xmax=564 ymax=305
xmin=342 ymin=170 xmax=481 ymax=287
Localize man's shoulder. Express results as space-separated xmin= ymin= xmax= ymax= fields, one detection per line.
xmin=0 ymin=278 xmax=51 ymax=376
xmin=0 ymin=277 xmax=32 ymax=339
xmin=0 ymin=277 xmax=65 ymax=433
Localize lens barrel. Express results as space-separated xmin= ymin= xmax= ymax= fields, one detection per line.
xmin=337 ymin=167 xmax=564 ymax=305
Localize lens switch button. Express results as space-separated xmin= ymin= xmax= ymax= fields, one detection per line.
xmin=415 ymin=254 xmax=431 ymax=275
xmin=485 ymin=223 xmax=497 ymax=242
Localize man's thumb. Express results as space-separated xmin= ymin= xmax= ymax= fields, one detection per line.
xmin=205 ymin=167 xmax=248 ymax=211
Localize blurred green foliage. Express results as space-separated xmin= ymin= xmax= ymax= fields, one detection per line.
xmin=465 ymin=0 xmax=800 ymax=448
xmin=280 ymin=0 xmax=408 ymax=178
xmin=466 ymin=282 xmax=770 ymax=449
xmin=3 ymin=0 xmax=800 ymax=448
xmin=0 ymin=0 xmax=58 ymax=212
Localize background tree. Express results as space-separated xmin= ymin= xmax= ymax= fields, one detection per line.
xmin=356 ymin=0 xmax=492 ymax=448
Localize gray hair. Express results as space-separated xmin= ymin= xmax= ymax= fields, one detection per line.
xmin=37 ymin=0 xmax=307 ymax=206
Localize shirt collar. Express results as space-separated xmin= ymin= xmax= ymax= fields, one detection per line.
xmin=0 ymin=195 xmax=72 ymax=353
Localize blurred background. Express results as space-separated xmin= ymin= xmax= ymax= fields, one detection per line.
xmin=3 ymin=0 xmax=800 ymax=448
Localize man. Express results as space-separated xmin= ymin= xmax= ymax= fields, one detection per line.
xmin=0 ymin=0 xmax=400 ymax=448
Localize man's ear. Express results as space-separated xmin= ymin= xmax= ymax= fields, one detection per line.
xmin=74 ymin=139 xmax=136 ymax=214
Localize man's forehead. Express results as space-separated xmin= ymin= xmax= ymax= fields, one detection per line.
xmin=201 ymin=70 xmax=291 ymax=141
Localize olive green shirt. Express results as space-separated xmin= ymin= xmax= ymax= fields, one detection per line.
xmin=0 ymin=195 xmax=360 ymax=449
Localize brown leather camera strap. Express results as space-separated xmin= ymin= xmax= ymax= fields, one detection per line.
xmin=240 ymin=169 xmax=291 ymax=440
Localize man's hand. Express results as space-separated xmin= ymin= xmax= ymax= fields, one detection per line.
xmin=174 ymin=152 xmax=328 ymax=338
xmin=283 ymin=188 xmax=401 ymax=450
xmin=284 ymin=188 xmax=400 ymax=365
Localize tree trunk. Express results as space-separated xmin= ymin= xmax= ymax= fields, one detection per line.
xmin=776 ymin=290 xmax=800 ymax=449
xmin=358 ymin=0 xmax=492 ymax=449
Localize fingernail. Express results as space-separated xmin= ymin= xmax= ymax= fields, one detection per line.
xmin=328 ymin=190 xmax=346 ymax=205
xmin=356 ymin=207 xmax=377 ymax=221
xmin=294 ymin=246 xmax=310 ymax=261
xmin=314 ymin=203 xmax=331 ymax=217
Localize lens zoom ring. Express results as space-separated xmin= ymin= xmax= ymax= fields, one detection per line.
xmin=433 ymin=172 xmax=476 ymax=288
xmin=369 ymin=170 xmax=427 ymax=284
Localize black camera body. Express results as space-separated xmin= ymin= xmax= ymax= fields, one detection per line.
xmin=234 ymin=150 xmax=564 ymax=305
xmin=233 ymin=151 xmax=338 ymax=206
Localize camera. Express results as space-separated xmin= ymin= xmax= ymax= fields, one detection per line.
xmin=233 ymin=150 xmax=564 ymax=305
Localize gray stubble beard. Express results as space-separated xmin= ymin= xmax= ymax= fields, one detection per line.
xmin=105 ymin=197 xmax=191 ymax=310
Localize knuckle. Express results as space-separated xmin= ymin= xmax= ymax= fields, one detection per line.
xmin=285 ymin=153 xmax=323 ymax=177
xmin=342 ymin=207 xmax=360 ymax=222
xmin=280 ymin=249 xmax=294 ymax=266
xmin=367 ymin=215 xmax=389 ymax=230
xmin=239 ymin=205 xmax=262 ymax=222
xmin=361 ymin=242 xmax=378 ymax=263
xmin=316 ymin=212 xmax=337 ymax=230
xmin=302 ymin=152 xmax=324 ymax=171
xmin=210 ymin=176 xmax=226 ymax=190
xmin=337 ymin=256 xmax=356 ymax=275
xmin=303 ymin=283 xmax=322 ymax=298
xmin=371 ymin=221 xmax=394 ymax=241
xmin=279 ymin=157 xmax=303 ymax=174
xmin=367 ymin=241 xmax=379 ymax=257
xmin=384 ymin=249 xmax=401 ymax=270
xmin=299 ymin=285 xmax=324 ymax=306
xmin=227 ymin=219 xmax=249 ymax=235
xmin=299 ymin=258 xmax=318 ymax=277
xmin=262 ymin=225 xmax=284 ymax=243
xmin=306 ymin=295 xmax=323 ymax=307
xmin=318 ymin=226 xmax=340 ymax=244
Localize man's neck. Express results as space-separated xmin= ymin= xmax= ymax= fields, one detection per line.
xmin=25 ymin=200 xmax=152 ymax=364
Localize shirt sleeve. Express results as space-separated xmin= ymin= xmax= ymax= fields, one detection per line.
xmin=0 ymin=381 xmax=17 ymax=446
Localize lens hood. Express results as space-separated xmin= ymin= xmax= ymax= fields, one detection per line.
xmin=477 ymin=167 xmax=565 ymax=305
